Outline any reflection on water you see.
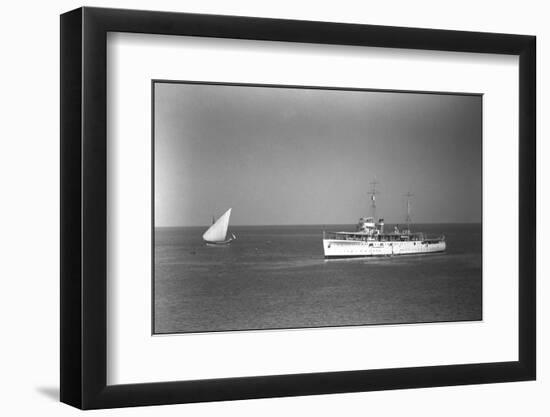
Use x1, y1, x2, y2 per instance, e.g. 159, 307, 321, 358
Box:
154, 224, 482, 334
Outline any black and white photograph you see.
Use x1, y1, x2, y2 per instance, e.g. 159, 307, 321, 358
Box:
1, 0, 543, 413
52, 0, 543, 411
153, 81, 482, 334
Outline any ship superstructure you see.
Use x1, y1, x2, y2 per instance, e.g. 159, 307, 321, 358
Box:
322, 182, 446, 258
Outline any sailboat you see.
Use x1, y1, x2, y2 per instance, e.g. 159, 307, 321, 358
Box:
202, 208, 236, 245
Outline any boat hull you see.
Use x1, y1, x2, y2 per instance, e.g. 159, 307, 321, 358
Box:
205, 238, 234, 246
204, 234, 236, 246
323, 238, 445, 258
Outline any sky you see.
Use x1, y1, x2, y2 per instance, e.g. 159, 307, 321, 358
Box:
154, 82, 482, 227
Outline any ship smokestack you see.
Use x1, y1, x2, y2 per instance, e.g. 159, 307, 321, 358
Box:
378, 218, 384, 234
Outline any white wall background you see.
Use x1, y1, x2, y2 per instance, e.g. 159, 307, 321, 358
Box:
0, 0, 545, 415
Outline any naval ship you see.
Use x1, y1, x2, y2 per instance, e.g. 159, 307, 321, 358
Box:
322, 181, 446, 258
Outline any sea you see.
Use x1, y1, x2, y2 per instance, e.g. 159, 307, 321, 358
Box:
154, 223, 482, 334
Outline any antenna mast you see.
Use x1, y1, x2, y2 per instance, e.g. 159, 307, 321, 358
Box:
369, 179, 380, 220
404, 192, 414, 229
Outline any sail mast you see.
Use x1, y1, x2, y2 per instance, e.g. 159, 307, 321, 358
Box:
404, 192, 414, 229
369, 179, 379, 220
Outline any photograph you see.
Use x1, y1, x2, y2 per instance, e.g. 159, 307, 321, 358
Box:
55, 3, 538, 412
152, 81, 483, 334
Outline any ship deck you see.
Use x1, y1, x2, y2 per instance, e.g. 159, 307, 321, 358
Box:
323, 231, 444, 243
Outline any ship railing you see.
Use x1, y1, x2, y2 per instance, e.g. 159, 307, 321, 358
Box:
323, 231, 370, 241
420, 234, 446, 243
323, 230, 445, 242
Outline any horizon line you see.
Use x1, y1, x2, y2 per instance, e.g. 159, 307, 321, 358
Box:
155, 221, 482, 228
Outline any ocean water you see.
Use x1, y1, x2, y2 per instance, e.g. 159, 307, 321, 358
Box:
154, 223, 482, 334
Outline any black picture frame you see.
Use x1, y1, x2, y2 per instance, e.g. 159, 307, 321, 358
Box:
60, 6, 536, 410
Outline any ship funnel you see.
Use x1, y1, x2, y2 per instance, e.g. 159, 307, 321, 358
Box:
378, 218, 384, 233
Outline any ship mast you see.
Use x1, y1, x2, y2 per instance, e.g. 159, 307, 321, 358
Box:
369, 179, 380, 220
404, 191, 414, 229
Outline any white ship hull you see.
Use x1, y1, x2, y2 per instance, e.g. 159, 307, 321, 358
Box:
323, 238, 446, 258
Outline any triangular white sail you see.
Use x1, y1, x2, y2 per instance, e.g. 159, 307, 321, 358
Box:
202, 208, 232, 242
